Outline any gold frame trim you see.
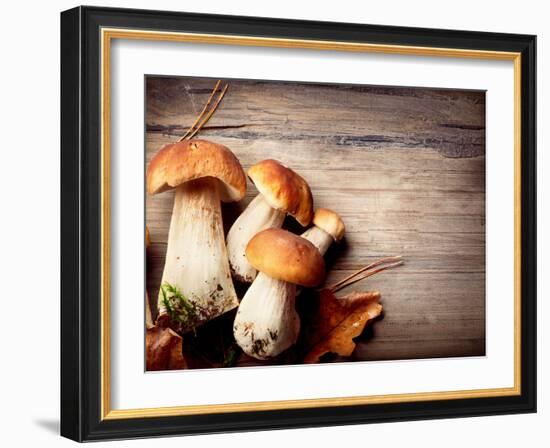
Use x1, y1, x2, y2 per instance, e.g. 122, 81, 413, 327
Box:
100, 28, 522, 421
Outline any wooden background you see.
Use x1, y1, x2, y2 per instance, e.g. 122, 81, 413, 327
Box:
146, 77, 486, 362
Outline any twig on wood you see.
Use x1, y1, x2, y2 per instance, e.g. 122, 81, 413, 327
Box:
329, 255, 403, 293
178, 80, 229, 141
187, 83, 229, 139
179, 80, 221, 141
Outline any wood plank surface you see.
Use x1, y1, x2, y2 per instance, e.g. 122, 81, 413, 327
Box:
145, 77, 486, 362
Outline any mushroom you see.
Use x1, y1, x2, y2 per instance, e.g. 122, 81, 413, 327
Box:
300, 208, 345, 256
147, 139, 247, 332
233, 228, 325, 359
226, 159, 313, 283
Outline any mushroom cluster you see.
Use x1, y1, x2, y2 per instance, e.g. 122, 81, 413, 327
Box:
226, 159, 313, 283
232, 208, 346, 359
145, 83, 349, 362
147, 140, 346, 358
233, 228, 326, 359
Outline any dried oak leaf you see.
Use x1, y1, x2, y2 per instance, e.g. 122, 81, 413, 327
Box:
303, 289, 382, 364
146, 325, 188, 371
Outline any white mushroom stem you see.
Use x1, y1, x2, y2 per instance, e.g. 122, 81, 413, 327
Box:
233, 272, 299, 359
145, 292, 154, 330
300, 226, 334, 256
226, 194, 285, 282
158, 177, 239, 332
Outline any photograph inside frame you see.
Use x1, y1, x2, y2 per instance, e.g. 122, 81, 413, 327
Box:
144, 76, 486, 371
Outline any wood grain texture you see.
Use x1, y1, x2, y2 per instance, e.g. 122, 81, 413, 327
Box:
145, 77, 486, 362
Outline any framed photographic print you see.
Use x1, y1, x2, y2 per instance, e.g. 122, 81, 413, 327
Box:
60, 6, 537, 442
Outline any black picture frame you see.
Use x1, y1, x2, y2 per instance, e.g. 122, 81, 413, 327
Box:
61, 6, 536, 442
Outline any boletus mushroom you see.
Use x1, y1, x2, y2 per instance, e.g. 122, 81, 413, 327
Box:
147, 139, 247, 332
226, 159, 314, 283
301, 208, 345, 255
233, 228, 325, 359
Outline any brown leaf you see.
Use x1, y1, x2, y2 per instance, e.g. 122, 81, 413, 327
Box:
303, 289, 382, 364
146, 325, 188, 371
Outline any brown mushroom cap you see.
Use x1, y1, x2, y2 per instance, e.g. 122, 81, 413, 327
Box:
247, 159, 313, 226
146, 139, 247, 202
246, 228, 325, 287
313, 208, 345, 242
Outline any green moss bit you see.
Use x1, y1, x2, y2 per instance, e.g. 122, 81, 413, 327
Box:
161, 282, 197, 329
222, 345, 239, 367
